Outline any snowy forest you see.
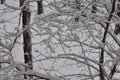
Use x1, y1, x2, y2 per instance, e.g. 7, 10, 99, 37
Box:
0, 0, 120, 80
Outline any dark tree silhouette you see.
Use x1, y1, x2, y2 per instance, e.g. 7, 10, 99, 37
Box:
1, 0, 4, 4
20, 0, 33, 79
37, 0, 43, 15
99, 0, 116, 80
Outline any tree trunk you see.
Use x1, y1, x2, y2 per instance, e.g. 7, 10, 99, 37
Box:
20, 0, 33, 79
37, 0, 43, 15
99, 0, 116, 80
1, 0, 5, 4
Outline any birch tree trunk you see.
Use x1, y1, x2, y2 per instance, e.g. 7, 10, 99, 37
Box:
20, 0, 33, 79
